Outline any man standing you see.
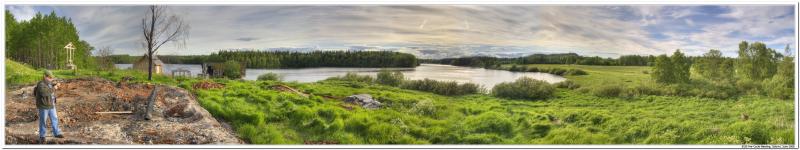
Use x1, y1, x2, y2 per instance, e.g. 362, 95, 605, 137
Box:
33, 70, 64, 144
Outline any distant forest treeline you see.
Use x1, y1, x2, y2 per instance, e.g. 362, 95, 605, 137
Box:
421, 53, 658, 68
109, 50, 419, 68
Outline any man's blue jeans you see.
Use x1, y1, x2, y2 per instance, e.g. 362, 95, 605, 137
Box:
38, 108, 62, 138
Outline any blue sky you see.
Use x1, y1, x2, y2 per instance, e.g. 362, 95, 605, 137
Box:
5, 5, 796, 59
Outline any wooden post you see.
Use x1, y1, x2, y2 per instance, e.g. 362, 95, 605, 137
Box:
144, 87, 158, 120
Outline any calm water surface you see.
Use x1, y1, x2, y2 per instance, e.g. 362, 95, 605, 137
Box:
116, 64, 566, 89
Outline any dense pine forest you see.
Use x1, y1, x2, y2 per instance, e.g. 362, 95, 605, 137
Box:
5, 10, 96, 70
109, 50, 419, 68
422, 53, 656, 68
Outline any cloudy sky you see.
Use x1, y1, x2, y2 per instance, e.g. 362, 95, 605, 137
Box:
5, 5, 796, 59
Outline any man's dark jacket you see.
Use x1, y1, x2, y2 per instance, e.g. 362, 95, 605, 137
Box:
33, 80, 56, 109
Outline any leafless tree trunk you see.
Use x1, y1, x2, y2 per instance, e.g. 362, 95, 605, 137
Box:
141, 5, 189, 80
96, 46, 114, 71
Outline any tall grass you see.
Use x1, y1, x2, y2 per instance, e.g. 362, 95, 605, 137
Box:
196, 79, 793, 144
5, 59, 793, 144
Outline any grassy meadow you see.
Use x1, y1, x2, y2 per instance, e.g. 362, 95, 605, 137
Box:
5, 59, 794, 144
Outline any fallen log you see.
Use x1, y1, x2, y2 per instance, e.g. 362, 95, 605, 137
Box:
95, 111, 133, 114
145, 87, 158, 120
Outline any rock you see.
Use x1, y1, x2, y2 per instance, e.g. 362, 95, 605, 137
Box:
343, 94, 382, 109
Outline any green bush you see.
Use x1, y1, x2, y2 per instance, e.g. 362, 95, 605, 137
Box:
735, 79, 762, 96
554, 80, 581, 89
492, 77, 555, 100
327, 72, 374, 83
548, 68, 567, 76
593, 84, 623, 98
700, 81, 737, 99
399, 78, 484, 96
376, 69, 404, 86
764, 75, 794, 100
257, 73, 282, 81
222, 60, 243, 79
526, 67, 540, 72
565, 69, 588, 75
622, 84, 662, 97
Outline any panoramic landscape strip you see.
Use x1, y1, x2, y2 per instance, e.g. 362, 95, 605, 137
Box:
3, 4, 796, 145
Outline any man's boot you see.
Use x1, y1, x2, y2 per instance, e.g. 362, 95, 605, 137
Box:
38, 137, 45, 144
55, 134, 64, 138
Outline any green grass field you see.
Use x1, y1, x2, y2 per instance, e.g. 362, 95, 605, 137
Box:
6, 60, 794, 144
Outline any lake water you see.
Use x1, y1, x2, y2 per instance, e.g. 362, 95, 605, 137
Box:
115, 63, 566, 89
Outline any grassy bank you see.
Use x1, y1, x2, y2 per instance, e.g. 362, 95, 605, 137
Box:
190, 79, 793, 144
501, 64, 653, 88
6, 59, 794, 144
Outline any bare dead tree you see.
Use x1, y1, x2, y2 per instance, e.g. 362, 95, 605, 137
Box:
141, 5, 189, 80
96, 46, 114, 71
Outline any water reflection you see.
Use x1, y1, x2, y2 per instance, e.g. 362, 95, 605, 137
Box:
116, 63, 566, 89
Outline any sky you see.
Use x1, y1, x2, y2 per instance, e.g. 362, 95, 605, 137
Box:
4, 5, 796, 59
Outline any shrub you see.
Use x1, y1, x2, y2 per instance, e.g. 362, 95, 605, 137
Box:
326, 72, 374, 83
735, 79, 762, 95
492, 77, 555, 100
593, 84, 623, 98
509, 65, 519, 72
526, 67, 540, 72
622, 84, 662, 97
554, 80, 581, 89
257, 73, 282, 81
547, 68, 567, 76
564, 69, 588, 75
399, 78, 484, 96
764, 75, 794, 100
222, 60, 242, 79
700, 81, 737, 99
376, 69, 404, 86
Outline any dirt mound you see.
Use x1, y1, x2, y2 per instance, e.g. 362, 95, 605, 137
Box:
192, 81, 224, 90
5, 77, 243, 144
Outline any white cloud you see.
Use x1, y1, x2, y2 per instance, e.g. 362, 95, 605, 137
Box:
7, 5, 36, 21
6, 5, 794, 59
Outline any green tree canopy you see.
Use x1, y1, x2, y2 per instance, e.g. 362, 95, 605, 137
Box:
5, 11, 95, 70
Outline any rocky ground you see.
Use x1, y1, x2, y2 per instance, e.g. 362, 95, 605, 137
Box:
5, 77, 243, 144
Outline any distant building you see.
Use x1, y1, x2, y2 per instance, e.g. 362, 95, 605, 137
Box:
133, 55, 164, 74
172, 68, 191, 77
201, 62, 245, 78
